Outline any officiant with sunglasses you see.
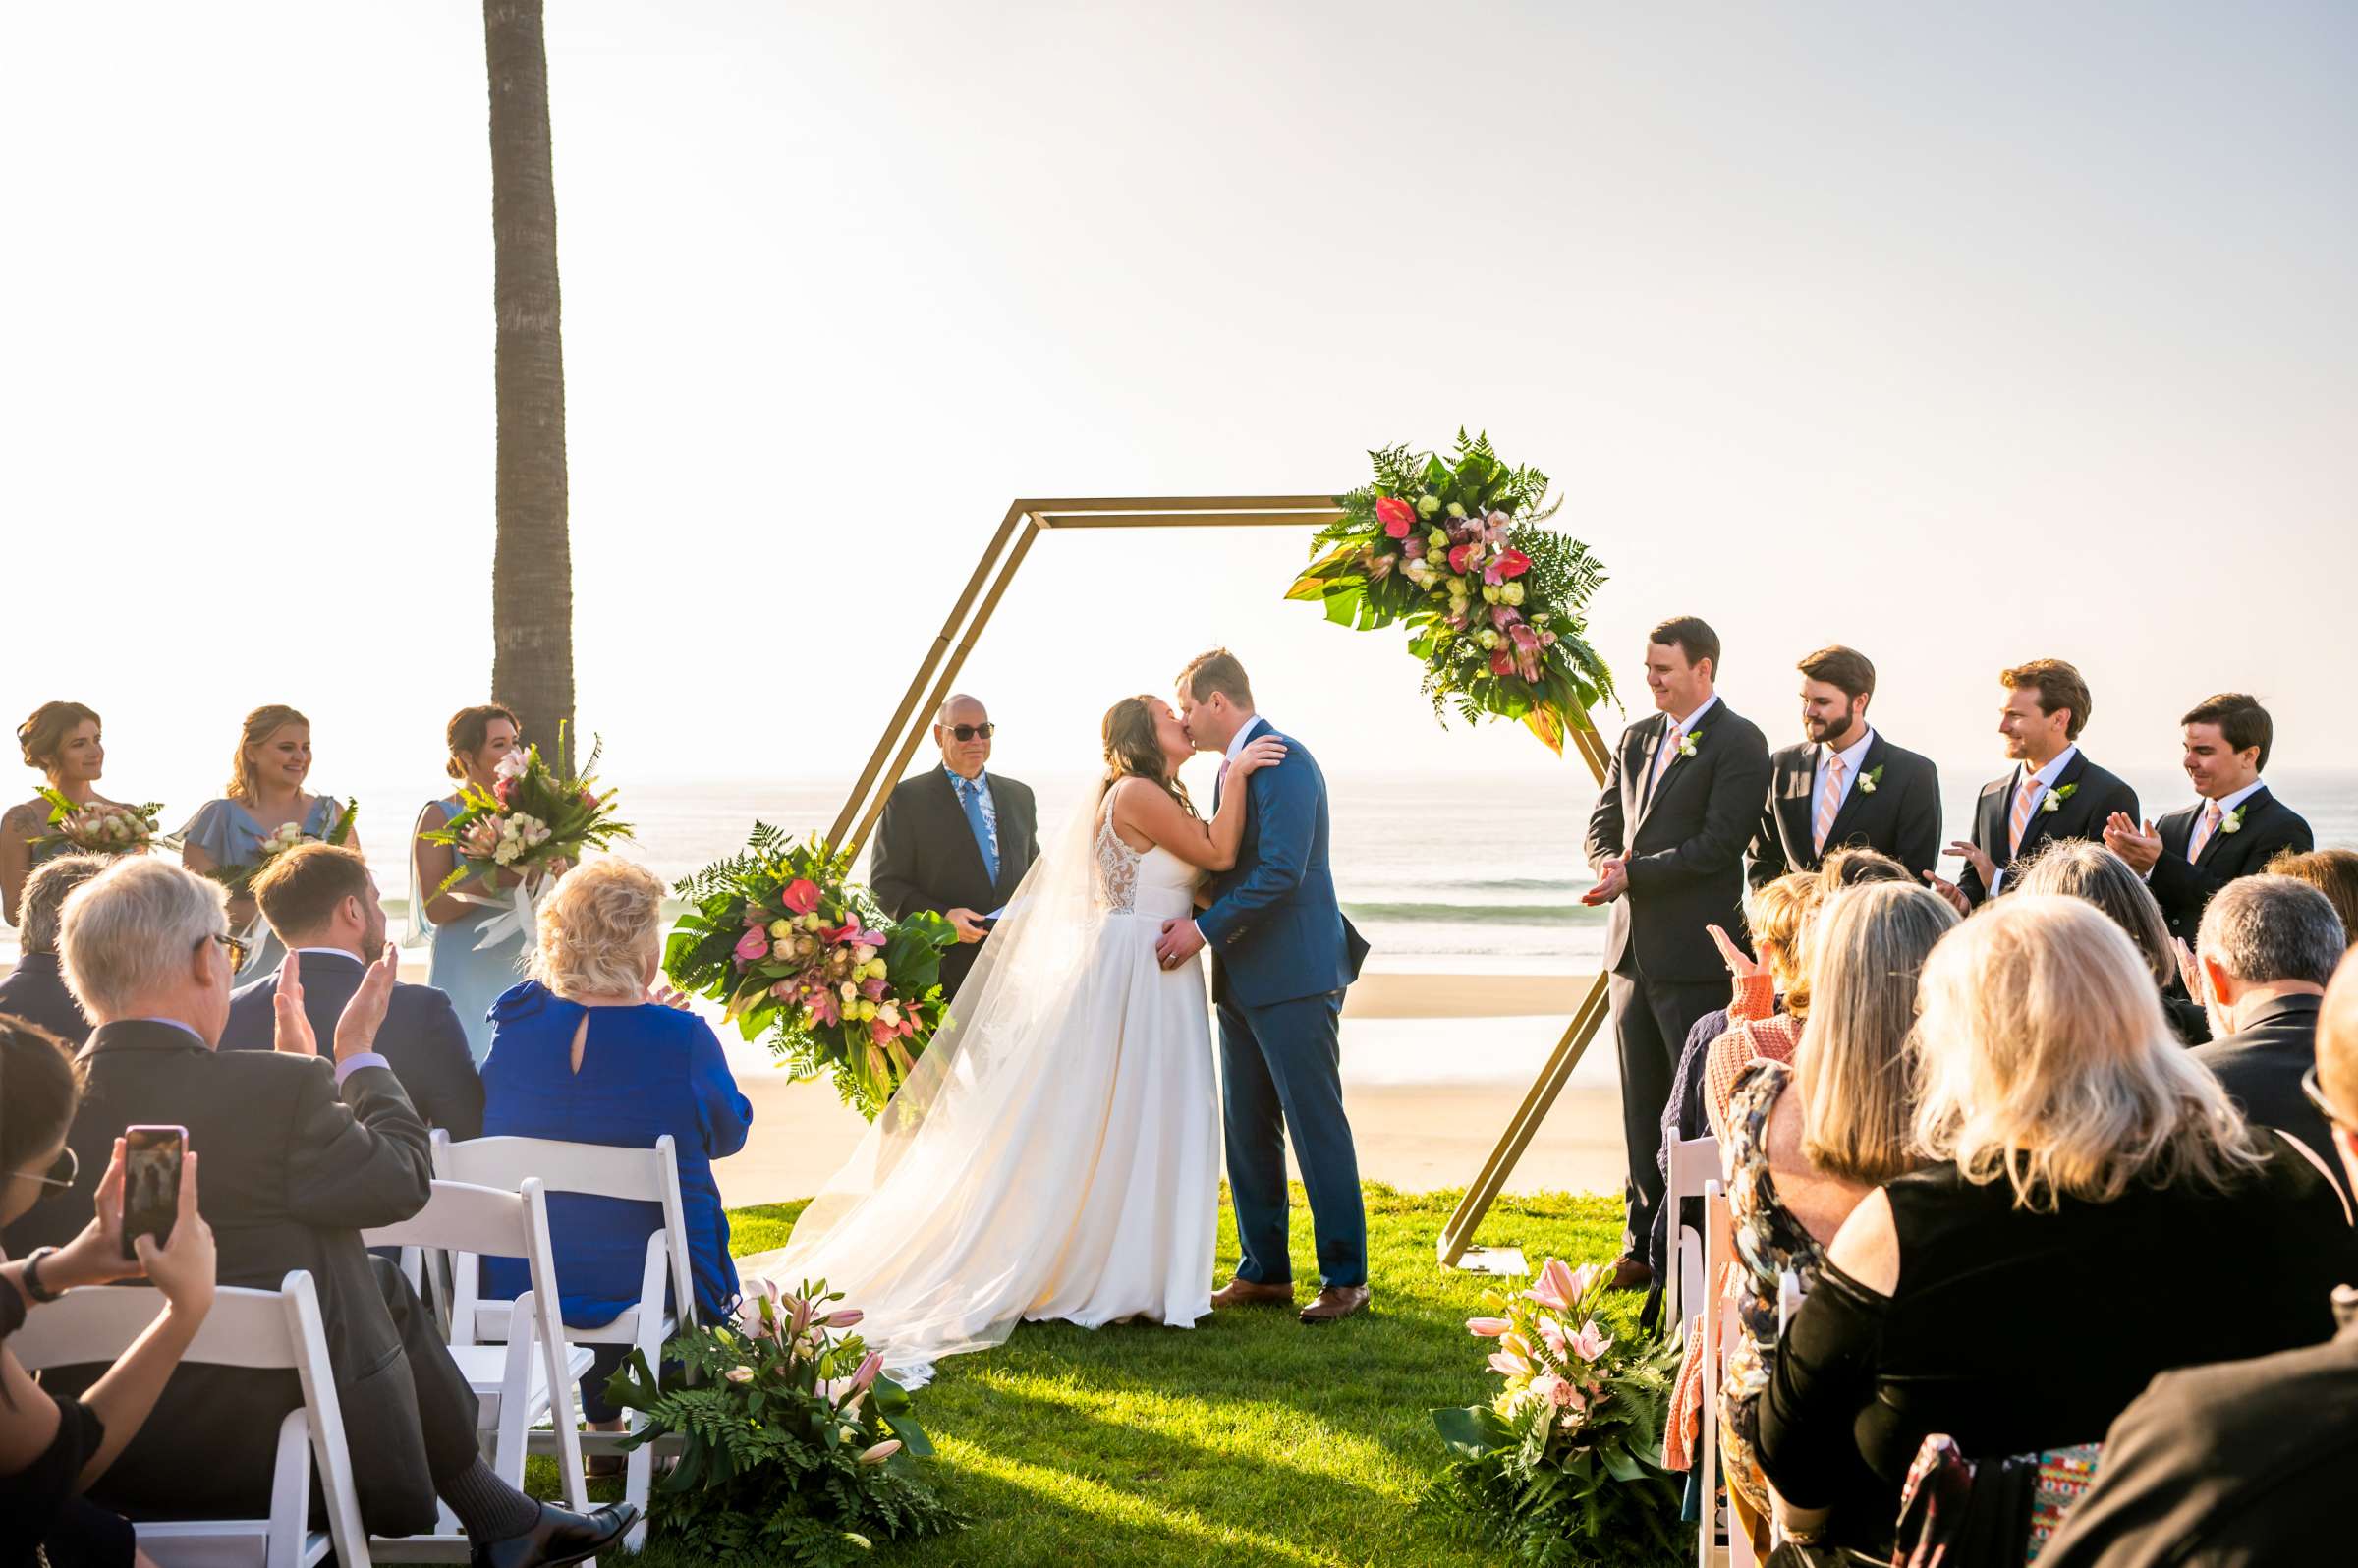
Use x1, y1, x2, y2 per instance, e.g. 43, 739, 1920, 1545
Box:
870, 695, 1039, 1001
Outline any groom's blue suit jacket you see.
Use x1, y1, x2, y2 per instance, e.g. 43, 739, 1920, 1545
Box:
1200, 718, 1369, 1009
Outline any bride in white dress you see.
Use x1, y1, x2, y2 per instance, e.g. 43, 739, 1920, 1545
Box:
740, 695, 1286, 1384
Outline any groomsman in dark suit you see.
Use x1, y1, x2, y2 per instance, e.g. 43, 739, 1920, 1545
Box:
1749, 644, 1941, 887
1583, 616, 1772, 1288
870, 694, 1039, 1001
1927, 658, 2139, 912
2103, 693, 2314, 947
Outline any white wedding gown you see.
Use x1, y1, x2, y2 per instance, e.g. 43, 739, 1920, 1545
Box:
740, 793, 1221, 1384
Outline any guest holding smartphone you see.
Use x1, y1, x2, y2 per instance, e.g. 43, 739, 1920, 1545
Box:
1, 1014, 218, 1568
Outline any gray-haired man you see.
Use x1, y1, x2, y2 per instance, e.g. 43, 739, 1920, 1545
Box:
2191, 872, 2351, 1204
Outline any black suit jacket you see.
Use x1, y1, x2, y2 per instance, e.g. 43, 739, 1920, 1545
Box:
1586, 700, 1774, 983
0, 950, 91, 1046
2148, 788, 2314, 947
2192, 994, 2347, 1204
219, 950, 484, 1141
1749, 732, 1941, 888
870, 767, 1039, 998
2041, 1294, 2358, 1567
1957, 749, 2140, 906
1, 1021, 443, 1533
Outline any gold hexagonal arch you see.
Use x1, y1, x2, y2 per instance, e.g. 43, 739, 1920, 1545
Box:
828, 496, 1612, 1271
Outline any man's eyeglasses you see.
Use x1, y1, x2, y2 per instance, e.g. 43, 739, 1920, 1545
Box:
2301, 1067, 2353, 1134
12, 1145, 78, 1190
945, 723, 996, 742
198, 930, 252, 972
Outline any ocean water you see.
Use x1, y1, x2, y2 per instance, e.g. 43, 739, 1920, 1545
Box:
327, 763, 2358, 979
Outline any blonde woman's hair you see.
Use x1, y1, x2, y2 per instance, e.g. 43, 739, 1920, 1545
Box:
1795, 883, 1957, 1184
2013, 839, 2176, 988
530, 859, 665, 999
227, 704, 309, 803
1911, 894, 2265, 1210
1746, 872, 1826, 1019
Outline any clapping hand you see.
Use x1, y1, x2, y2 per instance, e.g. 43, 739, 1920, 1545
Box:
1707, 924, 1762, 979
2103, 812, 2163, 876
1921, 870, 1971, 918
1581, 856, 1629, 906
1944, 839, 1998, 894
273, 951, 317, 1057
2174, 937, 2205, 1004
647, 980, 694, 1011
331, 943, 401, 1063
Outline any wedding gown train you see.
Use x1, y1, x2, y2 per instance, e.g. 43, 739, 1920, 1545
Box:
738, 794, 1220, 1384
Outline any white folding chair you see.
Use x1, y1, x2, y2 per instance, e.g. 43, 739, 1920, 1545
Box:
436, 1134, 695, 1545
1697, 1181, 1760, 1568
362, 1177, 593, 1556
1665, 1133, 1720, 1329
14, 1274, 370, 1568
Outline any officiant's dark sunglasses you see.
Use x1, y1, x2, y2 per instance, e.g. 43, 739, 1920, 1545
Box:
944, 723, 996, 742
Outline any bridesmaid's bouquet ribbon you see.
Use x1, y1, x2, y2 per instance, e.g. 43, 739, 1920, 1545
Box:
422, 724, 633, 948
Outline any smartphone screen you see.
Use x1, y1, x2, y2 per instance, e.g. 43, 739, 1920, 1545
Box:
121, 1125, 187, 1260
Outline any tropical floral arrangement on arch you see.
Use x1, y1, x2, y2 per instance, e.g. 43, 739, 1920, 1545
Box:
1288, 430, 1615, 755
604, 1276, 963, 1568
203, 798, 360, 900
29, 788, 165, 857
1426, 1257, 1689, 1567
665, 825, 957, 1118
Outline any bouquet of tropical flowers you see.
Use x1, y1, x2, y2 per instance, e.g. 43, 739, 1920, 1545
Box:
421, 724, 631, 893
204, 799, 359, 899
1288, 429, 1616, 755
604, 1276, 962, 1568
1427, 1257, 1689, 1567
665, 826, 956, 1118
30, 788, 164, 855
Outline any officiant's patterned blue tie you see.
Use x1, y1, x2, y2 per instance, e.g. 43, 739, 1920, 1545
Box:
954, 773, 999, 882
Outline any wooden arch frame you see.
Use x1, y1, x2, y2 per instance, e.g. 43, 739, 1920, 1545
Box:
828, 496, 1613, 1269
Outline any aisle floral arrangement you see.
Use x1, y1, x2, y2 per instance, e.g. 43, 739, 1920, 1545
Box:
205, 799, 360, 898
605, 1276, 963, 1568
1288, 429, 1615, 755
30, 788, 164, 856
420, 724, 631, 892
1427, 1257, 1689, 1567
665, 825, 956, 1118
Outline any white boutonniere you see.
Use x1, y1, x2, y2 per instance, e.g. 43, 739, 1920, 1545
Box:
2220, 802, 2247, 835
1859, 763, 1885, 795
1677, 728, 1702, 759
2040, 781, 2079, 815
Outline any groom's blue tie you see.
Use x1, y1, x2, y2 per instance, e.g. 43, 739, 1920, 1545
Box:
953, 774, 999, 883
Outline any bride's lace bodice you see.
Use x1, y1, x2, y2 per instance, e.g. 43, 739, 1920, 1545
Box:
1095, 799, 1200, 920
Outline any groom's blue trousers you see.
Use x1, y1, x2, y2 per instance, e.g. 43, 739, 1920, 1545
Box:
1217, 989, 1367, 1290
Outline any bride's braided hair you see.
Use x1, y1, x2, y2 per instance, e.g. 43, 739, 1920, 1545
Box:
1100, 696, 1197, 818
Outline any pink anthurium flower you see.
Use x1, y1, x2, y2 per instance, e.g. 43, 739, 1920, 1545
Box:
733, 927, 770, 965
782, 878, 822, 915
1495, 547, 1532, 579
1376, 495, 1416, 537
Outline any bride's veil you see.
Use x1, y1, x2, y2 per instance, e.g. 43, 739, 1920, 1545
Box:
742, 780, 1116, 1296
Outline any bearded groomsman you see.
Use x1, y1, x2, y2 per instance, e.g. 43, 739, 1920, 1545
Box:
1749, 644, 1941, 887
2103, 694, 2314, 947
1929, 658, 2138, 912
1583, 616, 1771, 1289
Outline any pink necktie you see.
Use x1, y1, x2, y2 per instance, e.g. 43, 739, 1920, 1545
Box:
2008, 774, 2042, 858
1216, 757, 1232, 796
2187, 800, 2222, 863
1814, 755, 1846, 854
1653, 724, 1684, 789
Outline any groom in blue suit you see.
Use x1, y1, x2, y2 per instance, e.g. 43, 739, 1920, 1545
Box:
1156, 649, 1373, 1323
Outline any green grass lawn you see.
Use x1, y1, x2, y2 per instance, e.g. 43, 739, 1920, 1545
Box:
555, 1183, 1674, 1567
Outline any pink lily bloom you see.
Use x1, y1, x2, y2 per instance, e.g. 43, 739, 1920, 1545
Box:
851, 1351, 885, 1393
1570, 1320, 1613, 1363
1528, 1257, 1580, 1313
823, 1308, 864, 1329
1487, 1349, 1531, 1378
1466, 1316, 1512, 1338
857, 1439, 902, 1466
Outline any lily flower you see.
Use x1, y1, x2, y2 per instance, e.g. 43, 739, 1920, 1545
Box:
857, 1439, 902, 1466
851, 1351, 885, 1393
1466, 1316, 1512, 1338
1528, 1257, 1580, 1313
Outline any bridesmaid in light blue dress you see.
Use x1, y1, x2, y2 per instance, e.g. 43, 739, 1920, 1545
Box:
411, 702, 540, 1064
178, 703, 359, 980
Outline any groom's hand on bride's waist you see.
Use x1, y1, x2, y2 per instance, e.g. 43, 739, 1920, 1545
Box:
1155, 917, 1207, 970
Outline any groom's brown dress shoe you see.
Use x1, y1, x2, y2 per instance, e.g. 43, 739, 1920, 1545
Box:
1210, 1276, 1296, 1309
1607, 1254, 1655, 1292
1299, 1284, 1371, 1323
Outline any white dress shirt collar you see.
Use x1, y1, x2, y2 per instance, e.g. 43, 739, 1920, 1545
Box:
294, 946, 364, 962
1666, 693, 1718, 735
1823, 727, 1875, 773
2020, 743, 2080, 792
1222, 715, 1268, 768
2203, 778, 2267, 816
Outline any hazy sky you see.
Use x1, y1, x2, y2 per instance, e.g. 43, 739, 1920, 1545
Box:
6, 2, 2353, 812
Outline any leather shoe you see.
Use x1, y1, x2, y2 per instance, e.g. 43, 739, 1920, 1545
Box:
1211, 1275, 1297, 1309
1607, 1255, 1655, 1292
1299, 1284, 1371, 1323
470, 1500, 638, 1568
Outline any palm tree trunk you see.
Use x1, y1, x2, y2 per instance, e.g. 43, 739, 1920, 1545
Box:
483, 0, 574, 748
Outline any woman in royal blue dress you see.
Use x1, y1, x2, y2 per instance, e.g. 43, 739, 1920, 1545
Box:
478, 858, 753, 1461
179, 704, 358, 980
410, 702, 546, 1064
